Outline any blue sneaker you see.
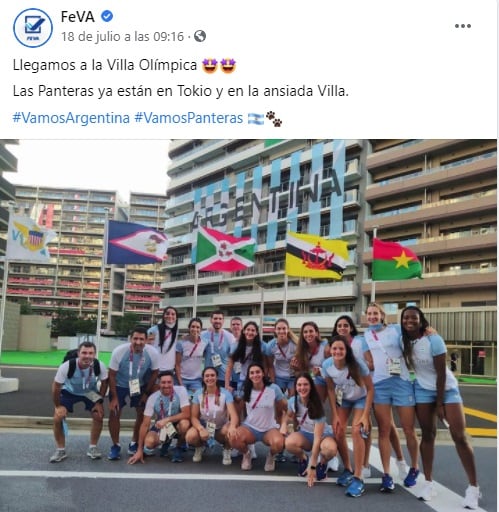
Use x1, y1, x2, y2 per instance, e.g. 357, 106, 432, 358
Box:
403, 467, 420, 487
274, 451, 287, 463
159, 439, 171, 458
171, 447, 184, 463
127, 442, 138, 455
380, 473, 395, 493
316, 462, 328, 481
298, 456, 309, 477
346, 477, 365, 497
337, 469, 354, 487
107, 444, 121, 461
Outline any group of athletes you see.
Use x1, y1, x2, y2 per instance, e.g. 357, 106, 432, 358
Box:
50, 304, 481, 508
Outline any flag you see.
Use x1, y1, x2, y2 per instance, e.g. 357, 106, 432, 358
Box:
196, 225, 255, 272
6, 214, 56, 262
106, 220, 168, 264
372, 238, 422, 281
285, 231, 348, 279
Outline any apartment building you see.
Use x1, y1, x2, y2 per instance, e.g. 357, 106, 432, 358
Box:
8, 186, 166, 329
162, 139, 497, 375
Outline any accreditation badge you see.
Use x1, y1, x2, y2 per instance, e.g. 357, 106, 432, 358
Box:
211, 354, 222, 367
335, 387, 343, 407
233, 362, 242, 374
85, 390, 102, 403
129, 378, 141, 396
388, 357, 402, 375
165, 422, 177, 438
206, 421, 216, 437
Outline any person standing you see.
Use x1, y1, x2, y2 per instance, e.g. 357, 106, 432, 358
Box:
107, 326, 160, 460
400, 306, 481, 508
50, 341, 108, 462
291, 322, 328, 402
147, 306, 179, 372
175, 317, 209, 397
361, 302, 419, 492
323, 336, 374, 497
202, 310, 236, 387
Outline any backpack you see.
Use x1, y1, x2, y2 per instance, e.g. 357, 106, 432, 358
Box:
63, 349, 101, 379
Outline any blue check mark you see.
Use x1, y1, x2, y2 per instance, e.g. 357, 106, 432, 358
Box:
26, 18, 45, 31
101, 10, 113, 22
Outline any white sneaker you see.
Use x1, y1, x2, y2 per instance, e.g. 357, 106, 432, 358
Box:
419, 480, 436, 502
327, 456, 339, 472
249, 443, 257, 459
463, 485, 481, 509
193, 446, 204, 463
396, 459, 409, 480
362, 465, 371, 479
264, 451, 276, 472
241, 449, 252, 470
222, 449, 232, 466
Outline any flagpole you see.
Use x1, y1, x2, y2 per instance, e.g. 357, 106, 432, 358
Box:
370, 227, 378, 302
96, 208, 110, 356
193, 265, 199, 317
0, 258, 9, 364
283, 223, 290, 316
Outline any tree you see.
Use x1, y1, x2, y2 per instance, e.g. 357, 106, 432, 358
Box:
114, 312, 141, 337
50, 309, 96, 337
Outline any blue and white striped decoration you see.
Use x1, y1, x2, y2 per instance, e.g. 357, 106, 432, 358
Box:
329, 139, 346, 238
287, 150, 301, 233
251, 166, 262, 242
308, 142, 324, 235
266, 158, 281, 249
234, 171, 245, 237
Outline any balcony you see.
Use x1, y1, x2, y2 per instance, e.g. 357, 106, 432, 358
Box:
0, 144, 18, 172
365, 153, 496, 201
364, 190, 496, 231
366, 140, 461, 170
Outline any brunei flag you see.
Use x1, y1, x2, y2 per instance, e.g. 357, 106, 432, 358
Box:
196, 226, 255, 272
372, 238, 422, 281
285, 231, 348, 279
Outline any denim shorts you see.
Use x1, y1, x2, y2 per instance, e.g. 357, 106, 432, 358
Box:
340, 396, 366, 410
275, 375, 294, 392
374, 376, 415, 406
297, 426, 334, 445
414, 380, 462, 404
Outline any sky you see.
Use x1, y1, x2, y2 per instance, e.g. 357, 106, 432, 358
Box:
7, 140, 171, 202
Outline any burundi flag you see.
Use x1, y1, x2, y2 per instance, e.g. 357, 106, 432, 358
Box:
285, 231, 348, 279
106, 220, 168, 264
372, 238, 422, 281
196, 226, 255, 272
6, 214, 57, 262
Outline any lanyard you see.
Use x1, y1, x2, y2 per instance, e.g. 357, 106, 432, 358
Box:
161, 330, 172, 353
203, 390, 220, 416
159, 393, 174, 418
297, 397, 309, 425
277, 343, 288, 360
129, 346, 145, 378
251, 387, 266, 410
210, 331, 224, 350
188, 340, 200, 358
308, 343, 319, 361
79, 362, 93, 389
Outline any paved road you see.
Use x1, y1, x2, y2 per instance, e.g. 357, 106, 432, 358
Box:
0, 366, 496, 432
0, 366, 496, 512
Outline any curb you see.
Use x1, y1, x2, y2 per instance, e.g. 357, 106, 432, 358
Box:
0, 415, 457, 441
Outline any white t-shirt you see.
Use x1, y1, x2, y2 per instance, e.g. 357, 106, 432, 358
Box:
244, 384, 284, 432
411, 333, 458, 391
192, 387, 234, 428
144, 385, 190, 418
